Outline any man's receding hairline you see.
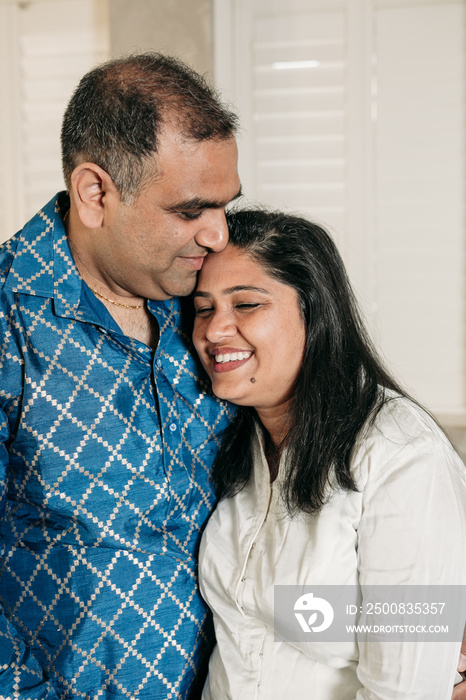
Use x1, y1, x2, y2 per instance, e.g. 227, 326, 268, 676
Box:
134, 128, 238, 191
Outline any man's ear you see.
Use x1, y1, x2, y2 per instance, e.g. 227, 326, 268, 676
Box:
70, 163, 120, 229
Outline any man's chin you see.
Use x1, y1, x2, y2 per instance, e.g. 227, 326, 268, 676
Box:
157, 277, 198, 300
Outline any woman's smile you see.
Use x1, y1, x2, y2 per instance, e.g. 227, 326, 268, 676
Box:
192, 245, 305, 424
211, 348, 254, 372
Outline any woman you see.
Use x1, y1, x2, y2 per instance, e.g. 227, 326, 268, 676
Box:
192, 209, 466, 699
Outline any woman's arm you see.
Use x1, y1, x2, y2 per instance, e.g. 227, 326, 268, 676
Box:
355, 416, 466, 699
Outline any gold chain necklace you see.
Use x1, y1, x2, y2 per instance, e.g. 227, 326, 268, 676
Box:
64, 210, 143, 310
91, 287, 144, 309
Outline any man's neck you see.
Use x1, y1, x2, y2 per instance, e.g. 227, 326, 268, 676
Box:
65, 208, 159, 350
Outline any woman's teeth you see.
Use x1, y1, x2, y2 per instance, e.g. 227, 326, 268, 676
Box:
214, 351, 252, 364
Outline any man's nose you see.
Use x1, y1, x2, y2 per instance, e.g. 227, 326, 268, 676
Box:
195, 210, 229, 252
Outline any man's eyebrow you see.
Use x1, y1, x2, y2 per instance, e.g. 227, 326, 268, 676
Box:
168, 187, 243, 211
193, 285, 270, 297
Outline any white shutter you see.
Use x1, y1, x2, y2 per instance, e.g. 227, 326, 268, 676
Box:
214, 0, 466, 423
0, 0, 110, 241
228, 0, 349, 248
252, 10, 347, 237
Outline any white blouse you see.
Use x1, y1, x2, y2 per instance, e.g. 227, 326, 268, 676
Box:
199, 394, 466, 699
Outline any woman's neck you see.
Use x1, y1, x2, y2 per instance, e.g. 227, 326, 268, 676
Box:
257, 406, 292, 482
256, 402, 291, 448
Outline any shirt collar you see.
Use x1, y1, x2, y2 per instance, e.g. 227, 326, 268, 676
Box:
2, 193, 83, 310
2, 192, 183, 335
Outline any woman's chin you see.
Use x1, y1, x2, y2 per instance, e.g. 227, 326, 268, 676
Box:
212, 387, 236, 403
211, 383, 249, 407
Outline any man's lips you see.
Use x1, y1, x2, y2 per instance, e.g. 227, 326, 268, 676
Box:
209, 348, 253, 373
179, 255, 206, 270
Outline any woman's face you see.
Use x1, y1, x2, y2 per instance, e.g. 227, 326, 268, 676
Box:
193, 245, 306, 421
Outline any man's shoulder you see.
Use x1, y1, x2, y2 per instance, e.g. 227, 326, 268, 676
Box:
0, 194, 64, 296
0, 231, 21, 289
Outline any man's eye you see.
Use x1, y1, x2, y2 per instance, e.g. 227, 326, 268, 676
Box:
178, 211, 202, 221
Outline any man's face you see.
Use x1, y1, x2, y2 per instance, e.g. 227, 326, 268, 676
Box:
97, 130, 241, 300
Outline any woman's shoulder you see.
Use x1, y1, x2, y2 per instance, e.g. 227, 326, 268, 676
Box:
370, 389, 446, 439
351, 389, 464, 487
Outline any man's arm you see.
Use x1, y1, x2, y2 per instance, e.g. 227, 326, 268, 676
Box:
452, 628, 466, 700
0, 411, 59, 699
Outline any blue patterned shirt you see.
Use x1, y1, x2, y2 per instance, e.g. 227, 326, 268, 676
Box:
0, 194, 232, 699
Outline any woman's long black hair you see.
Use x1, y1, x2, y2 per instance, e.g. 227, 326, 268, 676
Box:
211, 209, 408, 514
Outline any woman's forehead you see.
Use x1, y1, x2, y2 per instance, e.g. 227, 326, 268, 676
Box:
197, 245, 267, 288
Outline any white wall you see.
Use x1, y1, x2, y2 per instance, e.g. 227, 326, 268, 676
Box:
0, 0, 110, 239
109, 0, 213, 75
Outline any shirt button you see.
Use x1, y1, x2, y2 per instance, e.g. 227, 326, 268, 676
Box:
156, 358, 162, 368
169, 423, 177, 432
241, 577, 246, 582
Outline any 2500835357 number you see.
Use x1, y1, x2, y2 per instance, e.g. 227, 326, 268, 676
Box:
366, 602, 446, 615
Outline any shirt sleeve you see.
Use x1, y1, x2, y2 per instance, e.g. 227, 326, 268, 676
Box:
354, 423, 466, 700
0, 410, 59, 699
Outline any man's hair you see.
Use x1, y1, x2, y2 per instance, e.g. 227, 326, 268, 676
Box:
61, 52, 239, 202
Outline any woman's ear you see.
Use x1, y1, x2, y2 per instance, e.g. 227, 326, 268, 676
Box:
70, 163, 119, 229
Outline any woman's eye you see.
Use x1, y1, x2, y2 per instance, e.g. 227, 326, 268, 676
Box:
195, 306, 213, 316
236, 303, 260, 310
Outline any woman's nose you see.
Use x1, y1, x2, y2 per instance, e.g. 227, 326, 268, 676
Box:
205, 311, 236, 342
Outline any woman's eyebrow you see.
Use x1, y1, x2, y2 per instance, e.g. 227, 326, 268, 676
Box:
193, 286, 270, 298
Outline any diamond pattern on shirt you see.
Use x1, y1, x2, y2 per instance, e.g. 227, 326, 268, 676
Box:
0, 194, 232, 699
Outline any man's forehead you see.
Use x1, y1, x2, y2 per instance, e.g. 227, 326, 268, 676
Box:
144, 132, 240, 206
157, 124, 237, 155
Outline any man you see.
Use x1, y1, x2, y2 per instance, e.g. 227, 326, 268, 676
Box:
0, 53, 240, 699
